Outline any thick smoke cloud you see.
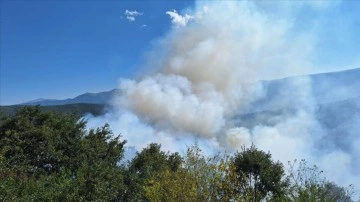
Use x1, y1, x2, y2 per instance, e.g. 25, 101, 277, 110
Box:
86, 1, 360, 193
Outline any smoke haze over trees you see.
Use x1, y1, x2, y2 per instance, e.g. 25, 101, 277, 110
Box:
0, 107, 356, 201
85, 1, 360, 193
1, 0, 360, 199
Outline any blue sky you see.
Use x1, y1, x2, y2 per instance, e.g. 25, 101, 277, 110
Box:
0, 0, 194, 105
1, 0, 360, 105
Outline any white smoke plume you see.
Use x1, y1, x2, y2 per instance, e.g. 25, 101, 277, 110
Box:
108, 1, 316, 146
86, 1, 360, 193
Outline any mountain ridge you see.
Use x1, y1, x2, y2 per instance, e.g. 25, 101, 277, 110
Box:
20, 89, 121, 106
5, 67, 360, 108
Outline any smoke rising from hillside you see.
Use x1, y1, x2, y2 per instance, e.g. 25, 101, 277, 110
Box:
86, 1, 360, 192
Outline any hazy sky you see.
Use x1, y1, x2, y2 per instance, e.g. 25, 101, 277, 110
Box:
1, 0, 359, 105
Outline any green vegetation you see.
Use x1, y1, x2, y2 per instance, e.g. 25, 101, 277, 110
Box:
0, 106, 355, 201
0, 107, 125, 201
0, 103, 106, 117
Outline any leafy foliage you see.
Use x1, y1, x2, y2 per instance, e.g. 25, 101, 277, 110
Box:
287, 159, 354, 202
0, 106, 355, 201
0, 106, 126, 201
123, 143, 182, 201
232, 145, 289, 201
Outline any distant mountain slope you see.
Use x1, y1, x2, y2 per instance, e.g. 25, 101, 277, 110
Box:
249, 68, 360, 112
18, 68, 360, 108
234, 96, 360, 128
0, 103, 106, 117
2, 68, 359, 155
233, 95, 360, 153
7, 68, 360, 133
310, 68, 360, 103
22, 89, 121, 106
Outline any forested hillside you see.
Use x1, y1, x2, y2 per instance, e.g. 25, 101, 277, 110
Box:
0, 103, 105, 117
0, 107, 354, 201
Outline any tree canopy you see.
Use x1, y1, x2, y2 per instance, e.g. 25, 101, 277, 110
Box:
0, 107, 126, 201
0, 106, 355, 201
232, 145, 289, 201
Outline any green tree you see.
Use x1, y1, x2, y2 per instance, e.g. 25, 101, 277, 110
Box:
182, 144, 229, 201
0, 106, 126, 201
73, 124, 127, 201
123, 143, 182, 201
146, 144, 242, 202
0, 107, 86, 176
287, 159, 354, 202
143, 169, 198, 202
232, 145, 289, 201
1, 106, 355, 201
